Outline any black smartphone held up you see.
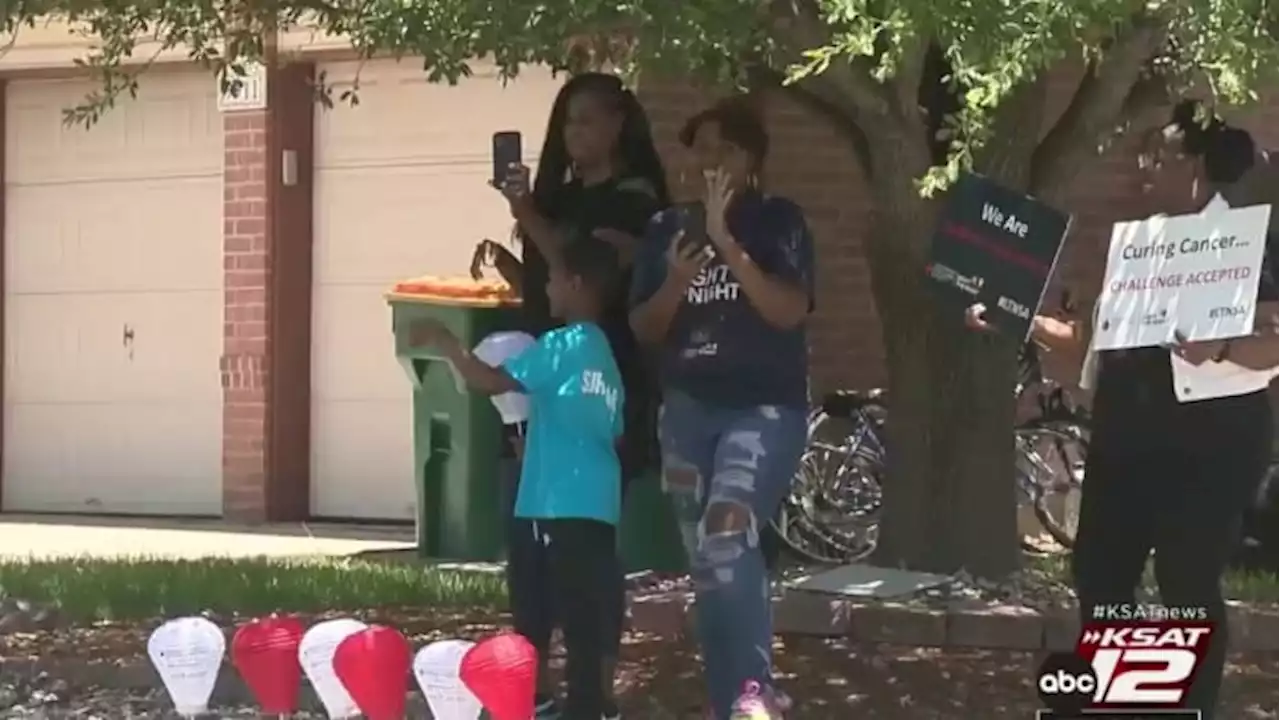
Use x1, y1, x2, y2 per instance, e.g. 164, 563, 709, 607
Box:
677, 203, 709, 254
491, 131, 523, 187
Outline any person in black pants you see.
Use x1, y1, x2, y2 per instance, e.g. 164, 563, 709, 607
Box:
967, 103, 1278, 720
474, 71, 670, 719
415, 241, 628, 720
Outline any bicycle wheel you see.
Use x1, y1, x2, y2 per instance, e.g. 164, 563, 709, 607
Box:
771, 402, 885, 563
1016, 420, 1088, 548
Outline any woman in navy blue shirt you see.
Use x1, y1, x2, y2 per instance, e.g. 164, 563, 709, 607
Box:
630, 97, 816, 719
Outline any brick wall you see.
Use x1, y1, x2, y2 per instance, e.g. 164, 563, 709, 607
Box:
219, 63, 316, 523
221, 111, 273, 519
638, 78, 1280, 395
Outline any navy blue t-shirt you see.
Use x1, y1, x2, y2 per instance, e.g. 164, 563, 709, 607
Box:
630, 191, 816, 408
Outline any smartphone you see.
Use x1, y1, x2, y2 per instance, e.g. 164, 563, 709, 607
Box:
677, 204, 709, 254
492, 131, 523, 187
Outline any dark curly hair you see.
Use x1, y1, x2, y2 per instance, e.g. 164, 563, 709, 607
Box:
678, 96, 769, 174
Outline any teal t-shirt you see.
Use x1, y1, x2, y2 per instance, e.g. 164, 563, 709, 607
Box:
502, 322, 625, 525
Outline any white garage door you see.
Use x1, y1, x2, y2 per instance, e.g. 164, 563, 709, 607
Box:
3, 72, 224, 515
312, 59, 562, 520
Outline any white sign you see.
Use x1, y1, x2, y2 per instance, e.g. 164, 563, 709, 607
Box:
1092, 195, 1271, 351
147, 616, 226, 717
217, 62, 268, 112
1171, 350, 1278, 403
299, 618, 367, 719
413, 639, 484, 720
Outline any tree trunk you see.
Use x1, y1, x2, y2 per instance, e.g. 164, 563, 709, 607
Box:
870, 212, 1021, 579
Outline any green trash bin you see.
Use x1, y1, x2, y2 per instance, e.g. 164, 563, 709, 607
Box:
388, 289, 521, 562
619, 471, 687, 574
389, 285, 687, 572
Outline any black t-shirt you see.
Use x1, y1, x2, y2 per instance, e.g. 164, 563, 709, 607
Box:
1093, 166, 1278, 442
519, 176, 666, 476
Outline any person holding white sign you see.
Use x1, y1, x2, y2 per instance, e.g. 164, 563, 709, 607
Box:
967, 107, 1276, 720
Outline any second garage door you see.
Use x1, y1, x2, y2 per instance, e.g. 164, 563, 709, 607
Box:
311, 59, 562, 520
3, 72, 224, 515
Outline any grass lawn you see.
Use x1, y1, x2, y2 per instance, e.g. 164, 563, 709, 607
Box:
0, 553, 1271, 625
0, 556, 507, 622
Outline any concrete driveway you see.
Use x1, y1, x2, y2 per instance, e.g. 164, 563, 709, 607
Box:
0, 514, 414, 560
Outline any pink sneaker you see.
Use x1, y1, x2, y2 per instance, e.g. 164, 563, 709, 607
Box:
728, 681, 783, 719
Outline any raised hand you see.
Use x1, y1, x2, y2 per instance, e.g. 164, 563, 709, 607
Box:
494, 163, 533, 218
704, 168, 735, 248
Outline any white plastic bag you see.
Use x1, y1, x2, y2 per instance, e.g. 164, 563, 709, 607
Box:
473, 331, 536, 424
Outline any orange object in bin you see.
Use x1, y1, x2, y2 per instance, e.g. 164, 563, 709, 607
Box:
388, 275, 519, 307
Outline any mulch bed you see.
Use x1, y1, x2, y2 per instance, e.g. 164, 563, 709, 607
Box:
1, 608, 1276, 719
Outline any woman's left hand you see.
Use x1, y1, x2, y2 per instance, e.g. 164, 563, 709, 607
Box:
1172, 330, 1225, 366
704, 168, 735, 248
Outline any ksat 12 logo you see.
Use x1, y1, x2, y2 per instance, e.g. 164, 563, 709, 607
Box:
1036, 621, 1211, 718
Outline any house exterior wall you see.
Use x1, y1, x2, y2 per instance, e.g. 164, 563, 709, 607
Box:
0, 27, 1274, 519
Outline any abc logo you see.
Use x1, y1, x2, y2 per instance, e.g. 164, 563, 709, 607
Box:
1036, 652, 1097, 713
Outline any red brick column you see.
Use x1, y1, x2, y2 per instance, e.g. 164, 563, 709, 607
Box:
219, 57, 316, 522
221, 107, 273, 520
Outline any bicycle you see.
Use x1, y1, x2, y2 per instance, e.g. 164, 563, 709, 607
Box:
769, 343, 1091, 563
1013, 341, 1090, 548
770, 389, 885, 564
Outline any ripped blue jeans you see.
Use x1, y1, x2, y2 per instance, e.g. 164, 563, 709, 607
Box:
658, 390, 807, 719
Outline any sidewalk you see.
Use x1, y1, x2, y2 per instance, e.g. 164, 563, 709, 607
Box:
0, 514, 414, 560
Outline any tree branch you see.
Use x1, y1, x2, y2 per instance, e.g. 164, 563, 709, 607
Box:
1030, 17, 1169, 197
976, 73, 1050, 190
747, 64, 875, 178
891, 31, 929, 134
767, 0, 894, 119
1118, 68, 1174, 136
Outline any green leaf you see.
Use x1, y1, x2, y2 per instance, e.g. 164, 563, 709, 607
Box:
1, 0, 1273, 190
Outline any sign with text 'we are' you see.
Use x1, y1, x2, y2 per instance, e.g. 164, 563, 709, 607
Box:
926, 172, 1073, 341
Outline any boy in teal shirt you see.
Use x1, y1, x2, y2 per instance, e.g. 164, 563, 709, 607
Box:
411, 240, 626, 720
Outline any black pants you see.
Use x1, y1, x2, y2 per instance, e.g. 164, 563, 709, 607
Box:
508, 517, 620, 719
1072, 399, 1272, 720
